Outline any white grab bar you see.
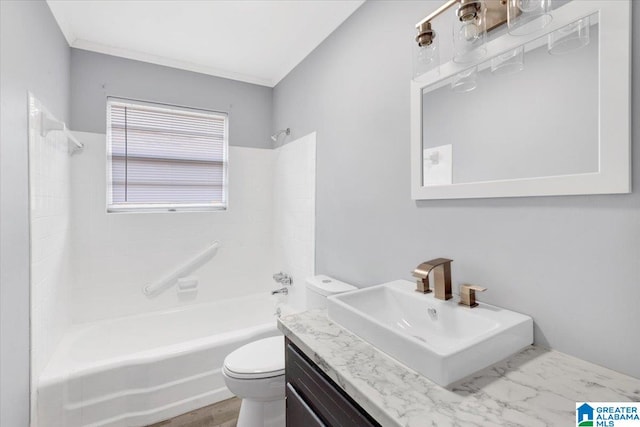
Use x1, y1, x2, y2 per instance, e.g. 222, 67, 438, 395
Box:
142, 241, 220, 297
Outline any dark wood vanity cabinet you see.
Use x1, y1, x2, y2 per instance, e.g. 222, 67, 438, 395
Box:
285, 338, 380, 427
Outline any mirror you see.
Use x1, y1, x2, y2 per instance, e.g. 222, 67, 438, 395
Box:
410, 1, 630, 200
422, 16, 598, 186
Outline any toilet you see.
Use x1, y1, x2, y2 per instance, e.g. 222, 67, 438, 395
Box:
222, 275, 357, 427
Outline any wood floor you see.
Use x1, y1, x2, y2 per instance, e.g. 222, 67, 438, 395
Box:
147, 397, 241, 427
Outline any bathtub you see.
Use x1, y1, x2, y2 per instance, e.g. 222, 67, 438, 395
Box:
37, 293, 291, 427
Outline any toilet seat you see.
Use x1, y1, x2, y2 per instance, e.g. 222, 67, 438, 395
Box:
223, 336, 285, 379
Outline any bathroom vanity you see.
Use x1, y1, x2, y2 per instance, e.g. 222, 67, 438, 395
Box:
285, 338, 380, 426
279, 310, 640, 427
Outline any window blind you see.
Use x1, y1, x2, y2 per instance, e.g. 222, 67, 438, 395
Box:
107, 98, 228, 212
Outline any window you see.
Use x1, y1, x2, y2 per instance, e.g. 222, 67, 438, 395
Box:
106, 98, 228, 212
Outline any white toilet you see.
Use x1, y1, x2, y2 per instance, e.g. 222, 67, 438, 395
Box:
222, 275, 356, 427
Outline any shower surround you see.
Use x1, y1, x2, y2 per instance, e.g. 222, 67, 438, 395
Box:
28, 95, 74, 425
69, 132, 277, 322
30, 128, 316, 426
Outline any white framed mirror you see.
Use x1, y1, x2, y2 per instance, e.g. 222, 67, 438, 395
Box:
410, 0, 631, 200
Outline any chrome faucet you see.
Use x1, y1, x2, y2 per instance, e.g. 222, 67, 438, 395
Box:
273, 272, 292, 286
271, 287, 289, 295
412, 258, 453, 300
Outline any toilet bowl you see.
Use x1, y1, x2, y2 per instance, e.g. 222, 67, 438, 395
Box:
222, 275, 357, 427
223, 336, 285, 427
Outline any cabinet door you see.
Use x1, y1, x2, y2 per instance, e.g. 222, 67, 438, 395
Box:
286, 383, 326, 427
286, 341, 380, 427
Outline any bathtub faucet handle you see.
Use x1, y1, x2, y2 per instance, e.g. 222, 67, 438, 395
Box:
273, 272, 292, 286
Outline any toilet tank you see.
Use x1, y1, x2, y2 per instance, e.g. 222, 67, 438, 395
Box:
305, 275, 357, 309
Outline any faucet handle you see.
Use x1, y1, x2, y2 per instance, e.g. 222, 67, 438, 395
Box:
458, 284, 486, 308
415, 277, 432, 294
273, 272, 292, 286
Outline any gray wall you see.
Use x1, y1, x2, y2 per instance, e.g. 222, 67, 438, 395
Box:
70, 49, 273, 148
273, 1, 640, 378
0, 1, 71, 426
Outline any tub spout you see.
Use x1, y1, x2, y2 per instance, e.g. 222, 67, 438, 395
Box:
271, 287, 289, 295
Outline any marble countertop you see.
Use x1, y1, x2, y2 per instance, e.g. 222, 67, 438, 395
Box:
278, 310, 640, 427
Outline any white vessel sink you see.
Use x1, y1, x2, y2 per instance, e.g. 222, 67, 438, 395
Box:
327, 280, 533, 387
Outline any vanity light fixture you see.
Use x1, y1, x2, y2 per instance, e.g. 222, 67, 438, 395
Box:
452, 0, 487, 64
414, 21, 439, 77
413, 0, 553, 85
414, 0, 510, 78
507, 0, 552, 36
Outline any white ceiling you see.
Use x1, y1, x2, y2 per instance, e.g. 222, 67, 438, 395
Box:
46, 0, 364, 87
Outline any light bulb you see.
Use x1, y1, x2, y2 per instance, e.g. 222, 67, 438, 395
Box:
459, 22, 480, 42
417, 45, 436, 65
452, 3, 486, 64
518, 0, 541, 13
508, 0, 551, 36
413, 37, 439, 78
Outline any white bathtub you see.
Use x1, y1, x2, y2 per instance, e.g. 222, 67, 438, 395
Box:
37, 293, 290, 427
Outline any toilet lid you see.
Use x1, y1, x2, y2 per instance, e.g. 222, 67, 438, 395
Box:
223, 336, 285, 379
